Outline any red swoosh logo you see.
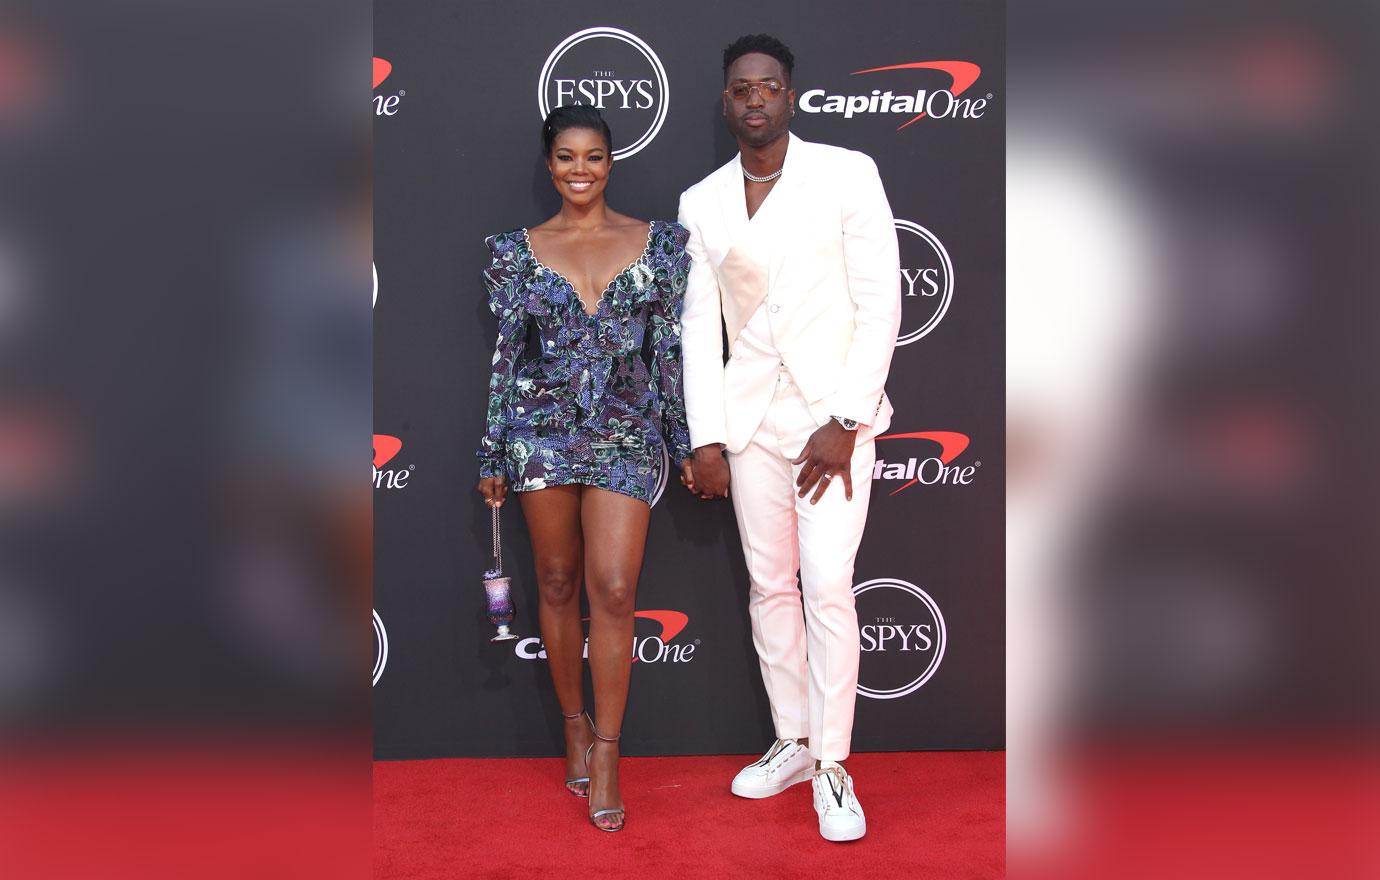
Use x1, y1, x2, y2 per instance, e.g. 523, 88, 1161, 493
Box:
373, 57, 392, 90
875, 431, 970, 495
578, 610, 688, 642
373, 434, 402, 468
850, 60, 981, 131
635, 610, 688, 641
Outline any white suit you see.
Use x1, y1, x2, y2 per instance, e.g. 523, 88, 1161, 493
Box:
679, 133, 901, 761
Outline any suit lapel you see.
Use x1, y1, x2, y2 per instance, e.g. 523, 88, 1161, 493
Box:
714, 154, 770, 348
765, 133, 807, 295
716, 154, 749, 255
709, 135, 807, 342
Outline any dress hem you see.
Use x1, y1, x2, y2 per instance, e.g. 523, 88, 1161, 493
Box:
510, 475, 653, 507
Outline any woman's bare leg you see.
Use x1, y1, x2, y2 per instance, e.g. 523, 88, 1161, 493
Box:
580, 487, 651, 827
519, 485, 593, 789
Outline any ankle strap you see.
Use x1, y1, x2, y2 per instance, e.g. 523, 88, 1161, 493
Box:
561, 709, 585, 720
593, 727, 621, 742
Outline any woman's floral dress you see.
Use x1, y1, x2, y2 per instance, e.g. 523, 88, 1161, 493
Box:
476, 221, 693, 504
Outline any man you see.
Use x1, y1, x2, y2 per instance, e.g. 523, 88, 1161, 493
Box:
678, 34, 901, 842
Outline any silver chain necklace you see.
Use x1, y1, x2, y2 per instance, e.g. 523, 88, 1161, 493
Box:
742, 165, 784, 183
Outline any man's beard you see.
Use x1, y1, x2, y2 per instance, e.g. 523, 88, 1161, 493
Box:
732, 119, 787, 149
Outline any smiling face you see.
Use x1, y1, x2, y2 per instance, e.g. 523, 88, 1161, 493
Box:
546, 126, 612, 206
723, 52, 795, 149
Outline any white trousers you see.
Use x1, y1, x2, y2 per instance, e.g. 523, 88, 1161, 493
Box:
727, 372, 876, 762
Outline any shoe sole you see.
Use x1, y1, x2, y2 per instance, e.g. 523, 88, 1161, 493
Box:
819, 820, 866, 842
730, 766, 815, 799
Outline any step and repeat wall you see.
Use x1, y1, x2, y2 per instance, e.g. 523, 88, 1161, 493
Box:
374, 0, 1004, 759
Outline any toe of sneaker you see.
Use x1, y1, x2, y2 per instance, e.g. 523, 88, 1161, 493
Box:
820, 817, 867, 842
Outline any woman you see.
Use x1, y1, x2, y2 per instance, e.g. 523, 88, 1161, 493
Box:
475, 105, 693, 833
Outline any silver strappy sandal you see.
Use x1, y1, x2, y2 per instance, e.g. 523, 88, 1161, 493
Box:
562, 710, 593, 797
585, 727, 624, 832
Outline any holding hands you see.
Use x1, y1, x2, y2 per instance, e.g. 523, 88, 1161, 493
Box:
682, 445, 730, 500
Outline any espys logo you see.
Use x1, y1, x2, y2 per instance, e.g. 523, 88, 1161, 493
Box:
854, 578, 946, 700
372, 609, 388, 687
799, 60, 990, 129
895, 220, 953, 345
373, 434, 413, 489
373, 57, 405, 116
538, 27, 668, 160
872, 431, 979, 495
515, 609, 698, 664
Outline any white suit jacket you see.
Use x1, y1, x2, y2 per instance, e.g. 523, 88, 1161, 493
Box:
678, 133, 902, 454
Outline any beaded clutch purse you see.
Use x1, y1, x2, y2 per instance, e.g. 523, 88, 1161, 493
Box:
483, 504, 517, 642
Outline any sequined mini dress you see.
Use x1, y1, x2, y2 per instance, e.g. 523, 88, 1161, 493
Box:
476, 221, 692, 504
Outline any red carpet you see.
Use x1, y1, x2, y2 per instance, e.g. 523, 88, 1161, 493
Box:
374, 751, 1004, 879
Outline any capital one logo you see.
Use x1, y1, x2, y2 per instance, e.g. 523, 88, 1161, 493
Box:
515, 609, 698, 664
373, 433, 413, 489
538, 27, 669, 160
372, 609, 389, 687
873, 431, 978, 495
373, 57, 405, 116
799, 61, 990, 129
855, 578, 946, 700
895, 220, 953, 345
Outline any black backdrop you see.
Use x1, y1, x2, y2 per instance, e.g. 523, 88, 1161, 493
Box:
373, 0, 1004, 760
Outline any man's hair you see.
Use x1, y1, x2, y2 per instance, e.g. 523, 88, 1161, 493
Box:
722, 34, 794, 84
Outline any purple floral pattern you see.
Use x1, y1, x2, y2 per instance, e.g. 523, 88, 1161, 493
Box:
476, 221, 692, 504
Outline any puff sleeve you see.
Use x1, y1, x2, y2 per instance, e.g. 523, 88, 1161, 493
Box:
647, 223, 693, 465
476, 232, 527, 479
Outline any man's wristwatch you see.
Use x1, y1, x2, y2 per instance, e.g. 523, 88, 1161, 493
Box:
830, 415, 859, 431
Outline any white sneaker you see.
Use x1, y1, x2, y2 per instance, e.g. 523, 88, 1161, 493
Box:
812, 761, 866, 841
730, 738, 814, 799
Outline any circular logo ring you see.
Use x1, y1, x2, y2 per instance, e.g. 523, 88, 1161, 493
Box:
372, 608, 389, 687
650, 443, 670, 507
894, 220, 954, 346
537, 27, 670, 161
853, 577, 946, 699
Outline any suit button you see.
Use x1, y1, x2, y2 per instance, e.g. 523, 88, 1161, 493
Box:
769, 304, 781, 313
